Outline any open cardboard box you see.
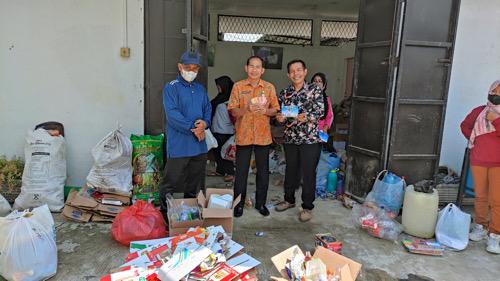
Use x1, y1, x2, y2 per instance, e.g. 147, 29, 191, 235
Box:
197, 188, 241, 234
271, 245, 362, 281
168, 198, 204, 235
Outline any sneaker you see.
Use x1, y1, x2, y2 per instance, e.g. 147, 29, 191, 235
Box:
299, 209, 312, 222
486, 233, 500, 254
470, 224, 488, 241
275, 201, 295, 212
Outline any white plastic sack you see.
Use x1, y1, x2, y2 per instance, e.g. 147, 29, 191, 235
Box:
435, 203, 471, 250
87, 128, 133, 196
220, 135, 236, 161
205, 129, 218, 151
0, 204, 57, 281
0, 194, 11, 216
14, 129, 66, 212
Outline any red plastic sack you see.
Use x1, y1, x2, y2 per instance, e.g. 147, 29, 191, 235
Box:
111, 200, 166, 246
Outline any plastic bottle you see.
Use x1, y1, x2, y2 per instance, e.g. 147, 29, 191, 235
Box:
327, 169, 338, 193
383, 172, 401, 184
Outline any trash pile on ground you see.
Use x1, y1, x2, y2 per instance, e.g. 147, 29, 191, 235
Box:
62, 185, 130, 222
348, 168, 475, 256
352, 203, 403, 241
271, 245, 361, 281
100, 225, 259, 281
0, 205, 57, 281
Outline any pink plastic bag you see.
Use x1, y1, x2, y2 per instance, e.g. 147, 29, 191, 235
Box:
112, 200, 166, 246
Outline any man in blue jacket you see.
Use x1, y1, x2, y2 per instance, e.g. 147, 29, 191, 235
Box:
159, 51, 211, 217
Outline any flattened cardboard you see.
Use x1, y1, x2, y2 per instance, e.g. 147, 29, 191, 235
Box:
95, 204, 126, 215
98, 193, 130, 205
62, 205, 92, 222
91, 214, 114, 222
65, 189, 98, 209
271, 245, 362, 281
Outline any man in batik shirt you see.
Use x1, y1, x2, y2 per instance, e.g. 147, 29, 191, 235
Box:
275, 59, 324, 222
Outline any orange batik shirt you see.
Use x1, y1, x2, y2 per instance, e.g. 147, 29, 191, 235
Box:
227, 79, 280, 146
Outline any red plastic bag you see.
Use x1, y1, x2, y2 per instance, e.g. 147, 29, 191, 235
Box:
112, 200, 166, 246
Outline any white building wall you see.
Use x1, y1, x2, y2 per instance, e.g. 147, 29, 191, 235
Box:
440, 0, 500, 173
0, 0, 144, 186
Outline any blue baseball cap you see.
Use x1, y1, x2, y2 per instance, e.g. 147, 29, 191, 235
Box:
180, 51, 201, 66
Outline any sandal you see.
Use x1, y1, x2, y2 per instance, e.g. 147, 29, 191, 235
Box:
207, 171, 223, 176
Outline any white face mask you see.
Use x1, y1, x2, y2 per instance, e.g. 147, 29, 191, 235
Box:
181, 69, 198, 82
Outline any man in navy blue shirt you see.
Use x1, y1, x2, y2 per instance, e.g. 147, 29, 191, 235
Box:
159, 51, 212, 217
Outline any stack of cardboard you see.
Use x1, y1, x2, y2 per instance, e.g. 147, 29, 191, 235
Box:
100, 225, 260, 281
62, 185, 130, 222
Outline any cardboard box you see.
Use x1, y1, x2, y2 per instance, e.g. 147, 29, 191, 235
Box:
168, 198, 204, 235
65, 188, 98, 209
314, 233, 343, 254
198, 188, 241, 234
95, 192, 131, 206
62, 205, 92, 222
91, 214, 114, 223
271, 245, 362, 281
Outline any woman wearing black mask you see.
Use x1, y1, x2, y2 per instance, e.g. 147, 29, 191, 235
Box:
209, 76, 235, 181
461, 80, 500, 254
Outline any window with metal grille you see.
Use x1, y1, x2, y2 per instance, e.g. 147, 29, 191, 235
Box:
320, 20, 358, 46
218, 15, 312, 45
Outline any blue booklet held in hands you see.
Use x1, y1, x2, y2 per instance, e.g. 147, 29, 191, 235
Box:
281, 105, 299, 118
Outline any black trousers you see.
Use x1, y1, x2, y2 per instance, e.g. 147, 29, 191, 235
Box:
159, 153, 207, 214
213, 133, 235, 175
283, 143, 321, 210
234, 145, 269, 208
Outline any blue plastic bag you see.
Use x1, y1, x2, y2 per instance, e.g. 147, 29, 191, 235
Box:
316, 151, 340, 198
366, 170, 405, 215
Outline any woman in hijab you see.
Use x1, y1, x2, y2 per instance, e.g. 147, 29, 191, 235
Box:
311, 73, 334, 133
211, 76, 234, 119
461, 80, 500, 254
209, 76, 235, 181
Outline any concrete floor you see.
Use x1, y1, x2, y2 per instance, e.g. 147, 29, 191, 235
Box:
2, 173, 499, 281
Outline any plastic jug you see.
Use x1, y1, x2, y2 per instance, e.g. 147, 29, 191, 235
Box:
327, 169, 338, 193
402, 185, 439, 238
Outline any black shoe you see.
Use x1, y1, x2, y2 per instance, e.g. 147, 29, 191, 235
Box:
234, 205, 244, 217
255, 205, 270, 217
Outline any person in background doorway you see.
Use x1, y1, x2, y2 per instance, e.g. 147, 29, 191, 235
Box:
275, 59, 325, 222
159, 50, 211, 219
311, 73, 334, 133
210, 76, 234, 120
461, 79, 500, 254
210, 76, 236, 182
228, 56, 280, 218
